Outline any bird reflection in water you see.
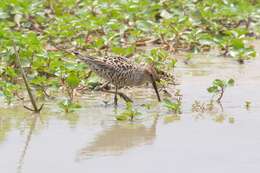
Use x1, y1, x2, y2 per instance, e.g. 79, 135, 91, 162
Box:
77, 116, 158, 160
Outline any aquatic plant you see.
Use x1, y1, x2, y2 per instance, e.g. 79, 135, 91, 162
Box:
0, 0, 259, 110
115, 102, 141, 121
207, 78, 235, 102
58, 99, 81, 113
163, 98, 182, 114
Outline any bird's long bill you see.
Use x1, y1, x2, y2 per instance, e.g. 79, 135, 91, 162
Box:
150, 75, 161, 102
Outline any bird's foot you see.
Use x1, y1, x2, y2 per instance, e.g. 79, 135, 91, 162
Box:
117, 92, 133, 103
100, 89, 133, 104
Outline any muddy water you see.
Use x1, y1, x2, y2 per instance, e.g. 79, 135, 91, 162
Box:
1, 41, 260, 173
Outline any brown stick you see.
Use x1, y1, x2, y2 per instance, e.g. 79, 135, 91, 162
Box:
13, 42, 43, 112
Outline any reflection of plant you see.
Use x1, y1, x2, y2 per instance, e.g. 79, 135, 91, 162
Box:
116, 102, 141, 121
207, 79, 235, 102
192, 100, 214, 114
0, 117, 12, 143
164, 114, 181, 124
192, 100, 235, 124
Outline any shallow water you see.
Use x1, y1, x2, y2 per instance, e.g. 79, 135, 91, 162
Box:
1, 41, 260, 173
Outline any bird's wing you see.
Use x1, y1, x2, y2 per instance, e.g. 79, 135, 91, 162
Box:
74, 51, 137, 73
104, 55, 130, 63
102, 56, 136, 70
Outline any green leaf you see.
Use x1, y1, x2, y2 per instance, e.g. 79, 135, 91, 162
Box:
86, 75, 102, 89
58, 99, 81, 113
170, 59, 177, 68
231, 39, 244, 49
227, 79, 235, 86
66, 73, 80, 89
5, 67, 17, 78
207, 86, 218, 93
31, 76, 47, 85
213, 79, 224, 88
163, 99, 181, 113
111, 46, 135, 56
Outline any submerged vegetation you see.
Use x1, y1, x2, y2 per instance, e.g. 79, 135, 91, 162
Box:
0, 0, 259, 113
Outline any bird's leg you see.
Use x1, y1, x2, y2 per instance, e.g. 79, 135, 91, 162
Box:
117, 92, 133, 103
94, 81, 110, 91
101, 89, 133, 103
114, 86, 118, 106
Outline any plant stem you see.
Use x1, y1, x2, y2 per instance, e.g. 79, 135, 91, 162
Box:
217, 87, 224, 103
13, 43, 43, 112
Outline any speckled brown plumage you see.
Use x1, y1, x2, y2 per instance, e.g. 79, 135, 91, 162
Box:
73, 51, 161, 105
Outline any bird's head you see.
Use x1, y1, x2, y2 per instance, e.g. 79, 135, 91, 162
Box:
144, 64, 161, 102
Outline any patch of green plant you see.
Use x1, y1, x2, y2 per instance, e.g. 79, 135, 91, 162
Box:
214, 29, 256, 63
65, 71, 81, 101
115, 102, 141, 121
145, 48, 171, 68
207, 78, 235, 102
163, 98, 182, 114
85, 75, 102, 90
0, 0, 260, 110
58, 99, 81, 113
111, 46, 135, 57
0, 81, 20, 104
142, 48, 176, 78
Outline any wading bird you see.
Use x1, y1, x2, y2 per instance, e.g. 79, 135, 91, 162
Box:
73, 51, 161, 105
